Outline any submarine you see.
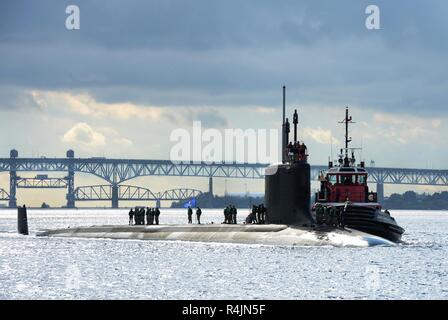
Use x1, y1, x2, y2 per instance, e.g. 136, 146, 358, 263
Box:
36, 87, 399, 247
265, 89, 404, 242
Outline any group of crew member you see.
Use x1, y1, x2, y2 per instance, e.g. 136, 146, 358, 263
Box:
315, 204, 344, 228
223, 205, 238, 224
187, 206, 202, 224
128, 207, 161, 225
245, 204, 267, 224
286, 141, 308, 162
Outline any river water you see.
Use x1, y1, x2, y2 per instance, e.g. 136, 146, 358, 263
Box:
0, 209, 447, 299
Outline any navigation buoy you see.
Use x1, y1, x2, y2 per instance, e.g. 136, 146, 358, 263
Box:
18, 205, 29, 235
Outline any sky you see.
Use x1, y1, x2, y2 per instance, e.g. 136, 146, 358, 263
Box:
0, 0, 447, 206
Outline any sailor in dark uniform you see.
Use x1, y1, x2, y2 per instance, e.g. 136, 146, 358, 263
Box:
129, 208, 134, 225
257, 204, 263, 224
196, 207, 202, 224
259, 204, 266, 224
187, 206, 193, 224
134, 207, 139, 225
251, 205, 258, 224
155, 207, 160, 225
223, 206, 229, 224
231, 205, 237, 224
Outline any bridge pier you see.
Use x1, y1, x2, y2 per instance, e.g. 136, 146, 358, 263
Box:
208, 177, 213, 195
66, 150, 75, 208
9, 149, 18, 208
376, 183, 384, 203
111, 184, 119, 208
156, 199, 161, 208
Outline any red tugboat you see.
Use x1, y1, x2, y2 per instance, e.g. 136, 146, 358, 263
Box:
312, 108, 405, 242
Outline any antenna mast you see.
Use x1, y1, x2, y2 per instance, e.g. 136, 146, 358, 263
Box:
339, 107, 354, 159
282, 86, 286, 163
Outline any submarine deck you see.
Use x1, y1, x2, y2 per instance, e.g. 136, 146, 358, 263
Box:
36, 224, 394, 247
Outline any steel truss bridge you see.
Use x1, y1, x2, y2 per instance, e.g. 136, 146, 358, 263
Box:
0, 149, 447, 208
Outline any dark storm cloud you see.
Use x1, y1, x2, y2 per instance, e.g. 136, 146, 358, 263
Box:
0, 0, 447, 114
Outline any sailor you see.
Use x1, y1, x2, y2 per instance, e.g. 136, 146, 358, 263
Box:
257, 204, 263, 224
318, 171, 325, 181
231, 205, 237, 224
245, 213, 252, 224
337, 208, 345, 228
329, 207, 338, 227
145, 207, 150, 225
187, 206, 193, 224
149, 208, 155, 225
134, 207, 139, 225
322, 206, 329, 225
263, 205, 268, 223
223, 206, 229, 224
290, 141, 297, 160
301, 142, 307, 161
128, 208, 134, 225
316, 205, 325, 225
259, 204, 266, 224
155, 207, 160, 225
196, 207, 202, 224
287, 142, 293, 159
251, 205, 258, 224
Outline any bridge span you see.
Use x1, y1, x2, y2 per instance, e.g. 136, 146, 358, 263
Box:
0, 149, 447, 208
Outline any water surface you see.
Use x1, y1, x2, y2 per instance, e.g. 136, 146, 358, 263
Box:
0, 209, 446, 299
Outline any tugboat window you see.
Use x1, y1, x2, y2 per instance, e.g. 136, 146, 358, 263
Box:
358, 175, 367, 184
328, 175, 337, 184
343, 175, 352, 184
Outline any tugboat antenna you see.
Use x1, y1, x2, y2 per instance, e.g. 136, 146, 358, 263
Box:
339, 107, 355, 162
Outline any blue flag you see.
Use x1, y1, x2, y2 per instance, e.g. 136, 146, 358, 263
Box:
183, 198, 197, 208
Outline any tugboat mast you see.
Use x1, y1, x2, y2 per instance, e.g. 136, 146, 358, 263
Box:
339, 107, 354, 165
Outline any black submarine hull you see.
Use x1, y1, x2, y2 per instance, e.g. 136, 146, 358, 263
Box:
265, 161, 314, 225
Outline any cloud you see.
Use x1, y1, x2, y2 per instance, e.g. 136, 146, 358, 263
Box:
31, 90, 164, 120
112, 137, 133, 147
371, 112, 442, 144
62, 123, 106, 147
0, 1, 447, 115
303, 127, 340, 145
255, 107, 276, 114
27, 89, 229, 129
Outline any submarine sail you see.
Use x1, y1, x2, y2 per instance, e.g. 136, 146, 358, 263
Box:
265, 87, 314, 226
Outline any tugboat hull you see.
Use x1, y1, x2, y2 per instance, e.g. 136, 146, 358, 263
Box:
317, 204, 404, 243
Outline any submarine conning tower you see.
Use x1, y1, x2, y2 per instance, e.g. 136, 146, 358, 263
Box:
265, 86, 313, 226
